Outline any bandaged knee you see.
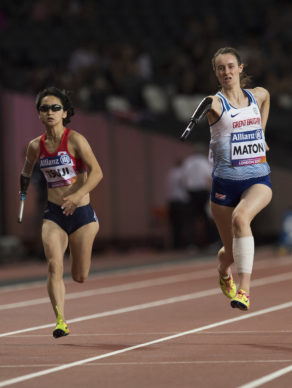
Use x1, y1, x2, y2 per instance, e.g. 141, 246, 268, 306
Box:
232, 236, 254, 274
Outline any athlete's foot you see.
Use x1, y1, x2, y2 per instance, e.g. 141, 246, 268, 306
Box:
230, 289, 250, 311
219, 273, 237, 299
53, 320, 70, 338
53, 306, 70, 338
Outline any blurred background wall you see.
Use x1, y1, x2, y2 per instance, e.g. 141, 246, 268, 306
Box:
0, 0, 291, 259
0, 91, 194, 254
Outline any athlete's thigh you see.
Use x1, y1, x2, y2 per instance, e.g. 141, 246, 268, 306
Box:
236, 184, 272, 223
69, 222, 99, 275
210, 201, 234, 251
42, 219, 68, 260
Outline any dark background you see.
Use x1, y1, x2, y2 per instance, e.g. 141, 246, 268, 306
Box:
0, 0, 291, 259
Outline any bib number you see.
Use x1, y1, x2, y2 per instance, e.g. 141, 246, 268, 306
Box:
231, 129, 266, 166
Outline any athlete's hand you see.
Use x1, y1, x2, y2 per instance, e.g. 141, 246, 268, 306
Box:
266, 142, 270, 151
61, 194, 80, 216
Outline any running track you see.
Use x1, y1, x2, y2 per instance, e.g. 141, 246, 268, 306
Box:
1, 247, 292, 388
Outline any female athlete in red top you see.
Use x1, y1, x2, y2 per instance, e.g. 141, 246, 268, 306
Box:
20, 87, 103, 337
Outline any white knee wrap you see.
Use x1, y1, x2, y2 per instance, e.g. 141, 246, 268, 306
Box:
232, 236, 254, 274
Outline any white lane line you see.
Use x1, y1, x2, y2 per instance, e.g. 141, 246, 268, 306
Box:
0, 332, 179, 338
0, 281, 44, 293
79, 360, 292, 366
0, 254, 290, 294
0, 269, 215, 311
1, 360, 292, 368
0, 288, 219, 337
238, 364, 292, 388
1, 301, 292, 388
1, 270, 292, 312
0, 257, 214, 293
252, 272, 292, 286
2, 271, 292, 337
7, 330, 292, 338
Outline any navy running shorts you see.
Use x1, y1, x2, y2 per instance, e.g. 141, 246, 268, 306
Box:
210, 174, 272, 207
43, 201, 98, 234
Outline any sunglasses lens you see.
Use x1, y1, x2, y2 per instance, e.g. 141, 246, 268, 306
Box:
51, 105, 62, 111
39, 104, 63, 112
39, 105, 50, 112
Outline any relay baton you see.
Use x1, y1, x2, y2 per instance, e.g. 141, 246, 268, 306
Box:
18, 193, 26, 223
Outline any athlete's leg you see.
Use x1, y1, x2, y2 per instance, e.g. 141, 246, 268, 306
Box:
232, 184, 272, 293
210, 201, 237, 299
69, 221, 99, 283
42, 220, 68, 320
210, 201, 234, 277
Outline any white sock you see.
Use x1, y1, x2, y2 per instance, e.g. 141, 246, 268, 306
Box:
233, 236, 254, 274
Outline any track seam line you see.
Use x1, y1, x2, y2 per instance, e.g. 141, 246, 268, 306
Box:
1, 271, 292, 337
1, 268, 292, 312
0, 254, 290, 293
1, 301, 292, 387
1, 360, 292, 368
0, 269, 216, 310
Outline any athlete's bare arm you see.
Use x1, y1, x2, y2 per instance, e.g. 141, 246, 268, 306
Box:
250, 87, 270, 131
251, 87, 270, 150
22, 137, 41, 177
20, 137, 41, 196
62, 131, 103, 215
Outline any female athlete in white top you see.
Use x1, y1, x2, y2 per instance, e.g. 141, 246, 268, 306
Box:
207, 47, 272, 310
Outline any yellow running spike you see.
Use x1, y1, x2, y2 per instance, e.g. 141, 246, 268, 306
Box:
53, 306, 70, 338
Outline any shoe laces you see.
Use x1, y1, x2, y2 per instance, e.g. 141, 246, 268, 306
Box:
223, 275, 232, 293
237, 289, 249, 300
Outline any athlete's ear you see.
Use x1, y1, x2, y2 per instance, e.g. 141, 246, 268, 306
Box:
239, 63, 244, 74
63, 110, 68, 119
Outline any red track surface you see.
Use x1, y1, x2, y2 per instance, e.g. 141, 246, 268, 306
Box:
1, 247, 292, 388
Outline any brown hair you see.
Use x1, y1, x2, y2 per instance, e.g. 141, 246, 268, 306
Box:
212, 47, 252, 88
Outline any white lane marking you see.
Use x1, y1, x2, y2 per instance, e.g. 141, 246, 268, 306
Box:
238, 364, 292, 388
2, 271, 292, 337
6, 330, 292, 338
1, 270, 292, 312
79, 360, 292, 366
0, 288, 219, 337
1, 360, 291, 368
0, 281, 44, 293
0, 256, 214, 293
0, 254, 290, 294
1, 301, 292, 387
0, 269, 215, 310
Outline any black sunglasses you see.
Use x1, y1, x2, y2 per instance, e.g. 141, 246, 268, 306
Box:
39, 104, 63, 112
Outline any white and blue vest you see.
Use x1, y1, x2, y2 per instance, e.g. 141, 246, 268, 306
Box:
209, 89, 270, 180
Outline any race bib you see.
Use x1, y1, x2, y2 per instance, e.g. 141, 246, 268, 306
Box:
231, 129, 266, 166
40, 154, 77, 187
